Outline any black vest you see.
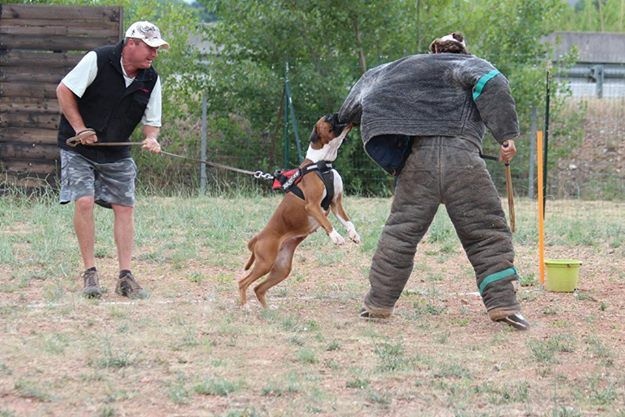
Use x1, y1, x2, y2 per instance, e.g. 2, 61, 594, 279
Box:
57, 41, 159, 163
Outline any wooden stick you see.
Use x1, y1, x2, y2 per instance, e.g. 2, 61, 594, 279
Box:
505, 162, 515, 233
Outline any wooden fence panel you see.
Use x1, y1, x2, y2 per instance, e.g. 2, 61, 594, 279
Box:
0, 97, 59, 113
1, 142, 59, 160
0, 4, 122, 187
2, 50, 84, 68
0, 110, 60, 130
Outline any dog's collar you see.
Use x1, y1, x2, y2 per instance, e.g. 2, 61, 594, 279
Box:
304, 161, 333, 173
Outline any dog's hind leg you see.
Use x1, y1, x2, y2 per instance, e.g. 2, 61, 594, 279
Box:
254, 236, 305, 308
238, 263, 272, 306
238, 239, 279, 305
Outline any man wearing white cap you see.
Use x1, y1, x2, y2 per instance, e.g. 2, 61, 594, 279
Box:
339, 32, 529, 330
56, 21, 169, 299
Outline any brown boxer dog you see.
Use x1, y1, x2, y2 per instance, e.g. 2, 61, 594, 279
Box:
238, 114, 360, 307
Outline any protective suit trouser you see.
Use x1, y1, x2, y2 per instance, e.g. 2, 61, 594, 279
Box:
363, 137, 520, 318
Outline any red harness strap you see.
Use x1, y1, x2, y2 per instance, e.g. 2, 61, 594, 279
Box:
271, 161, 335, 210
272, 168, 301, 191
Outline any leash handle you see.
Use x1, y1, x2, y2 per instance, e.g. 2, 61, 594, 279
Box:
66, 128, 144, 147
66, 137, 81, 147
66, 139, 142, 147
65, 128, 96, 147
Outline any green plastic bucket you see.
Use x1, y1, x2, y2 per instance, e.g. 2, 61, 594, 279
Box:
544, 259, 582, 292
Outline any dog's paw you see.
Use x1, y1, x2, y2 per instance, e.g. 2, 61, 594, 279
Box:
349, 230, 361, 244
345, 222, 361, 244
329, 229, 346, 245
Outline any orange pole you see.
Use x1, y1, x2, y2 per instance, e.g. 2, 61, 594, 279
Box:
536, 130, 545, 285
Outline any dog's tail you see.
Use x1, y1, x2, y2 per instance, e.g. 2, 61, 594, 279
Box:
244, 253, 255, 270
244, 236, 257, 270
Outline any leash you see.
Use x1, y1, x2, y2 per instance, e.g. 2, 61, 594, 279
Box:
480, 151, 515, 233
159, 150, 274, 180
65, 131, 275, 181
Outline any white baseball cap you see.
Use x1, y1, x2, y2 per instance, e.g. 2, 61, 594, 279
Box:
125, 21, 169, 49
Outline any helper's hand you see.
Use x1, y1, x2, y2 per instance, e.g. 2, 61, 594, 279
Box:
142, 136, 161, 153
499, 139, 516, 165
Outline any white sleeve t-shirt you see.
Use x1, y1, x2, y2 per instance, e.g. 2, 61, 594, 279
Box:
61, 51, 162, 127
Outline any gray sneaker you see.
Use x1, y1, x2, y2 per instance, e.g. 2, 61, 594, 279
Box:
82, 268, 102, 298
115, 271, 148, 299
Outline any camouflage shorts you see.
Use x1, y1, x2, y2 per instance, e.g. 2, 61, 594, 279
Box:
59, 149, 137, 209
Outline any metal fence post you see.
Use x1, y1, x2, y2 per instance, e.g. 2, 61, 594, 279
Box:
543, 70, 551, 217
591, 64, 604, 98
283, 65, 290, 167
528, 106, 537, 199
200, 93, 207, 195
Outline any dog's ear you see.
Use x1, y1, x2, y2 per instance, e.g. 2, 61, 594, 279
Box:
310, 116, 328, 144
316, 116, 338, 145
309, 124, 320, 144
429, 39, 438, 53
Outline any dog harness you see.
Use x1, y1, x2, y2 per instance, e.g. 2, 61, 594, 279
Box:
272, 161, 335, 210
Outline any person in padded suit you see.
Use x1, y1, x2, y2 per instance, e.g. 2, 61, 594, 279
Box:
338, 32, 529, 330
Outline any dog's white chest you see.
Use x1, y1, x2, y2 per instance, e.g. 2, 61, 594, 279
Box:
305, 136, 345, 162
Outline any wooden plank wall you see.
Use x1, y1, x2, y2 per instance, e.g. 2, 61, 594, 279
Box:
0, 4, 122, 187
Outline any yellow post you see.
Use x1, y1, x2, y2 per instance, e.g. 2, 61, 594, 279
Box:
536, 130, 545, 284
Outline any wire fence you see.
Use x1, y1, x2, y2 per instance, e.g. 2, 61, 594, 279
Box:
175, 76, 625, 204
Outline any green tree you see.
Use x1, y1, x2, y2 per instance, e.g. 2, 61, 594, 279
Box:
560, 0, 625, 31
13, 0, 587, 194
198, 0, 571, 194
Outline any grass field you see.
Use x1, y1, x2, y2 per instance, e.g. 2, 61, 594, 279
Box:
1, 194, 624, 417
